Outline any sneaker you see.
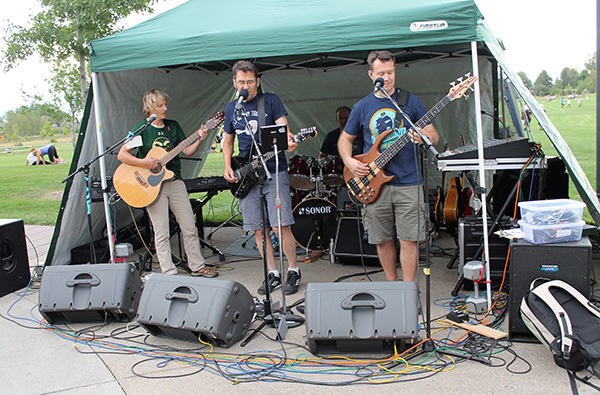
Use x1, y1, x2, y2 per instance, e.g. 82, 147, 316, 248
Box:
284, 269, 301, 295
257, 272, 282, 295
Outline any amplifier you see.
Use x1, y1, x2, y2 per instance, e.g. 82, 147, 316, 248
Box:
333, 217, 379, 266
458, 215, 512, 290
509, 237, 591, 342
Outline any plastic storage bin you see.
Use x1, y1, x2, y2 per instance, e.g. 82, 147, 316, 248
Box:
518, 199, 585, 226
518, 219, 585, 244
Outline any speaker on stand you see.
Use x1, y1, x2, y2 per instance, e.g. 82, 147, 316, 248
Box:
0, 219, 30, 298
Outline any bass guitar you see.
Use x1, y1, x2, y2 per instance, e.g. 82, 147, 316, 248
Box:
113, 111, 225, 208
344, 75, 477, 205
229, 127, 316, 198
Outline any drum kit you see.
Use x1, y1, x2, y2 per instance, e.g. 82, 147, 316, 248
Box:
288, 154, 347, 251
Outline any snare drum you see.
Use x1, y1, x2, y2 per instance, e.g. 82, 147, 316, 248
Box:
291, 197, 337, 250
319, 155, 345, 186
288, 155, 316, 191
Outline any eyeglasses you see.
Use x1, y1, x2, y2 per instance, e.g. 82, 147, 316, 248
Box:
235, 79, 257, 86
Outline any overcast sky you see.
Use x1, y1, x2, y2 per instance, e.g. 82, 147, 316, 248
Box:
0, 0, 596, 116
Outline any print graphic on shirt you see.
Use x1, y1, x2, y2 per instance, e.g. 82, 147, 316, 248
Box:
368, 108, 406, 150
152, 136, 171, 151
233, 109, 266, 137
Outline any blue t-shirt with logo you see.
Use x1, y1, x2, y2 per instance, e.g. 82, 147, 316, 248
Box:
344, 90, 428, 186
224, 92, 288, 172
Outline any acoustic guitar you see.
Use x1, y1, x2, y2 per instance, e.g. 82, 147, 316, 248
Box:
443, 176, 461, 224
113, 111, 224, 208
343, 75, 477, 204
229, 127, 317, 198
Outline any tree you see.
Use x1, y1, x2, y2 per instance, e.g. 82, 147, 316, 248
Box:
518, 71, 533, 90
533, 70, 553, 96
584, 52, 596, 72
2, 0, 156, 111
559, 67, 580, 91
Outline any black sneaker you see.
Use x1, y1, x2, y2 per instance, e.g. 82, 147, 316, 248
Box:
284, 269, 301, 295
257, 272, 282, 295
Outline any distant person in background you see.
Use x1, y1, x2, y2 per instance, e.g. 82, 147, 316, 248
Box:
26, 148, 51, 165
561, 97, 564, 109
27, 144, 64, 165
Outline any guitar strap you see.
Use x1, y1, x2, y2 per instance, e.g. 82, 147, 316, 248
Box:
163, 119, 175, 151
256, 93, 265, 146
394, 88, 410, 130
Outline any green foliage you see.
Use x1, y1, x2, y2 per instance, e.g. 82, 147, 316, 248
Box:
2, 0, 157, 119
518, 71, 533, 90
533, 70, 553, 96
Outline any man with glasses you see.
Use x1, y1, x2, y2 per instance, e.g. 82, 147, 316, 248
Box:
222, 60, 302, 295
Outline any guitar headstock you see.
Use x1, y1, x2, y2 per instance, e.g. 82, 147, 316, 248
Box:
295, 126, 317, 142
206, 111, 225, 130
448, 74, 477, 101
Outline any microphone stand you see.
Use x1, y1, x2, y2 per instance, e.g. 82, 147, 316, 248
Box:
272, 136, 304, 340
235, 104, 277, 347
375, 85, 437, 352
62, 117, 156, 264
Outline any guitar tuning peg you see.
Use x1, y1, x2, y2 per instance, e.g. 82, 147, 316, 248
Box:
463, 94, 470, 100
449, 81, 456, 87
456, 77, 463, 83
465, 72, 471, 78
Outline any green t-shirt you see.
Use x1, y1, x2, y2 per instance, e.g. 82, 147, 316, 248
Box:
134, 119, 186, 180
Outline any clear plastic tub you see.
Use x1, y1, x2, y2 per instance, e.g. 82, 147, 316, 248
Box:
518, 199, 585, 226
518, 219, 585, 244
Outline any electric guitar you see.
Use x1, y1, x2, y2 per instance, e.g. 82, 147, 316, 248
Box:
229, 127, 316, 198
113, 111, 225, 208
343, 75, 477, 204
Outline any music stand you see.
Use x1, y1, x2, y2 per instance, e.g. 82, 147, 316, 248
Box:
260, 124, 288, 153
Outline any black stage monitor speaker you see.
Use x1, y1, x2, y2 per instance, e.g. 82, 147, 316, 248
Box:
38, 262, 143, 324
509, 237, 591, 342
136, 274, 255, 347
0, 219, 30, 298
333, 217, 379, 266
305, 281, 419, 353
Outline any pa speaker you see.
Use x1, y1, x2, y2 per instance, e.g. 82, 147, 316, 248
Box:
0, 219, 30, 297
509, 237, 591, 342
305, 281, 419, 353
38, 262, 143, 324
136, 274, 254, 347
333, 217, 379, 266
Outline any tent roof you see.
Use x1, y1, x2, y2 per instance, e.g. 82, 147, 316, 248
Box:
89, 0, 486, 73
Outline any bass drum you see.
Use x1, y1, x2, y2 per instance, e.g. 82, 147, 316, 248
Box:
291, 197, 337, 250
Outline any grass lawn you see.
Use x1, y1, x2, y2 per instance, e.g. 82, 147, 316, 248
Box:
0, 94, 597, 226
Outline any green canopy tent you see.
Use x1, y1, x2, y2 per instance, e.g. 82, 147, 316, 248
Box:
46, 0, 599, 278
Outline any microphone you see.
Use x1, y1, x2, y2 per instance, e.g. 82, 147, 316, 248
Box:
127, 114, 158, 139
373, 77, 385, 92
235, 89, 249, 109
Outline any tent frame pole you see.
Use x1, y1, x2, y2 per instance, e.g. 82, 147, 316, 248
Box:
91, 72, 116, 262
470, 42, 493, 309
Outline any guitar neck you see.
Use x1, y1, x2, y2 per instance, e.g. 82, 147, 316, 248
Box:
373, 94, 452, 168
159, 132, 200, 166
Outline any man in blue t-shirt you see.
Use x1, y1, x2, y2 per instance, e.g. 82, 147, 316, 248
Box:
339, 50, 439, 282
222, 60, 302, 295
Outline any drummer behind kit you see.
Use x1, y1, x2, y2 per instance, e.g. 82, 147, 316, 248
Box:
289, 152, 371, 263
